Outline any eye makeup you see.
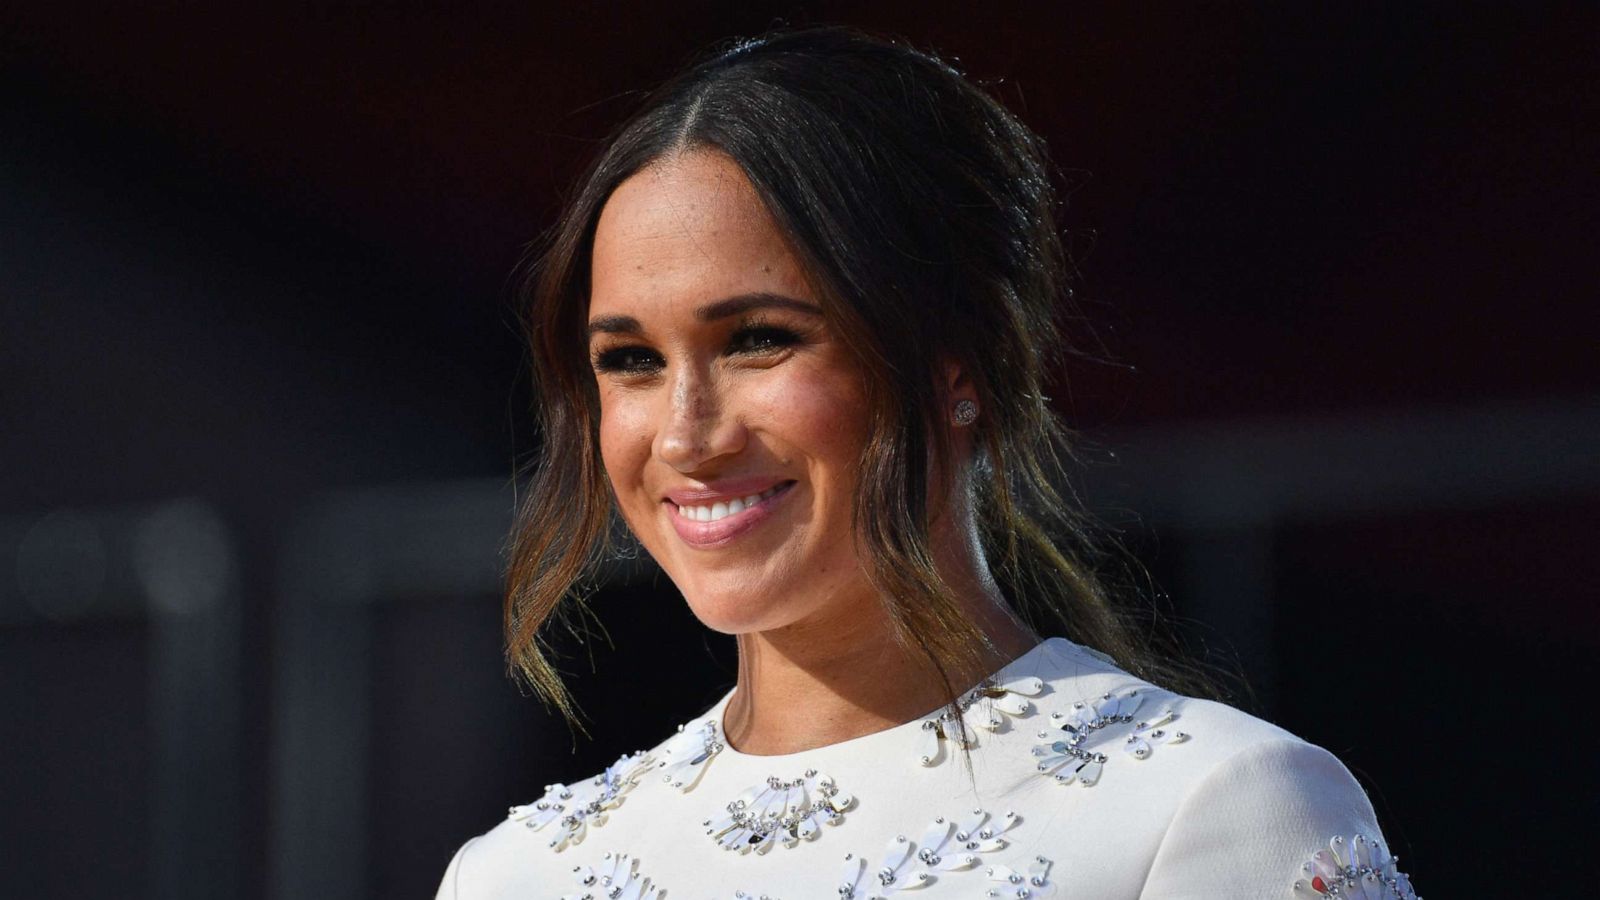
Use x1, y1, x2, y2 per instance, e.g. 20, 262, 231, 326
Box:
588, 314, 810, 376
591, 344, 663, 375
724, 314, 804, 356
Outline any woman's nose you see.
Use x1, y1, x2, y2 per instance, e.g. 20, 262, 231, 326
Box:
654, 366, 746, 472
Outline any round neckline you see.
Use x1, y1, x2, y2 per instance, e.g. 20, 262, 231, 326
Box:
701, 636, 1102, 767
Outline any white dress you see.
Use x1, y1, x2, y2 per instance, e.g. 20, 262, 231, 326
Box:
435, 637, 1420, 899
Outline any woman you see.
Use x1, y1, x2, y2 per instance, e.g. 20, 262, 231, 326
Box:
438, 27, 1419, 900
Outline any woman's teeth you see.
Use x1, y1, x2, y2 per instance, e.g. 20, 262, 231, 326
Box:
676, 484, 785, 522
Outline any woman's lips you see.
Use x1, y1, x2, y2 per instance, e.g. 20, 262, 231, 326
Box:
665, 480, 797, 548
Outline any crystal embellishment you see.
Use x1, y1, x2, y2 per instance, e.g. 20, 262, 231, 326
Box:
508, 715, 726, 853
915, 675, 1046, 767
561, 852, 663, 900
1031, 689, 1188, 786
655, 717, 725, 791
984, 856, 1055, 898
836, 810, 1019, 898
1291, 834, 1420, 899
509, 752, 653, 851
703, 769, 855, 853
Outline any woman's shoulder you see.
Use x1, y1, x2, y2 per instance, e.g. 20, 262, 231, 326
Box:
1133, 700, 1419, 899
1034, 636, 1330, 756
1031, 638, 1421, 898
432, 717, 724, 899
1027, 636, 1316, 770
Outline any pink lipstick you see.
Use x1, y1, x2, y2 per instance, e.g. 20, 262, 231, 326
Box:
664, 478, 797, 548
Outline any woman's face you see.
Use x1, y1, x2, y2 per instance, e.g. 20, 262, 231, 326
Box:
587, 149, 875, 635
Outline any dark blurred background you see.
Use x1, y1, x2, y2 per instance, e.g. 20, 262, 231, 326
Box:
2, 3, 1595, 897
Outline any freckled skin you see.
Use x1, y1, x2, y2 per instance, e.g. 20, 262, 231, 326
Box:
588, 150, 876, 636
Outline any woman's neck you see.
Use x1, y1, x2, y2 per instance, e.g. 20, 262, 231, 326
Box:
720, 582, 1038, 757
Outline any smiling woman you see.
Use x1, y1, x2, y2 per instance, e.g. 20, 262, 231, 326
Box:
587, 153, 889, 643
437, 26, 1421, 900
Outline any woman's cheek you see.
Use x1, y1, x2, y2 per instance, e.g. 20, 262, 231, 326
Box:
598, 395, 654, 496
774, 364, 868, 455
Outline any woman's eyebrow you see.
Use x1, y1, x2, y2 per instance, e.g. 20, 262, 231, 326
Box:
586, 293, 822, 340
695, 292, 823, 321
586, 314, 641, 339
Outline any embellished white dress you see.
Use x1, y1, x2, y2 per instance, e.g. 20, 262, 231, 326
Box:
435, 637, 1419, 900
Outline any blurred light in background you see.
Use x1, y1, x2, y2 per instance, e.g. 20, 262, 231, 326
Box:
2, 4, 1594, 897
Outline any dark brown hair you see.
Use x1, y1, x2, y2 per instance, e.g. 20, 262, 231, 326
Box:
506, 26, 1214, 722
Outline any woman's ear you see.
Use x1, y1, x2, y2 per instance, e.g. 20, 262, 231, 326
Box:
942, 356, 979, 422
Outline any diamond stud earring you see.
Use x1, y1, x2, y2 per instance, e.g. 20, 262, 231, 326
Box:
952, 399, 978, 426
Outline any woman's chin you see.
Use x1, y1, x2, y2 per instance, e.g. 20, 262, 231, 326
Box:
679, 586, 804, 637
682, 599, 780, 636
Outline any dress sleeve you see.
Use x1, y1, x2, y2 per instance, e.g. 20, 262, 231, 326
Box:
1138, 737, 1420, 899
433, 837, 477, 900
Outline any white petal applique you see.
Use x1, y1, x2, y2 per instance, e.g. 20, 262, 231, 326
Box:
965, 698, 1005, 733
1028, 856, 1055, 889
1032, 687, 1191, 789
1092, 692, 1124, 718
840, 831, 928, 897
1076, 758, 1105, 786
896, 810, 1017, 883
838, 852, 868, 899
935, 851, 978, 872
561, 852, 663, 900
510, 750, 651, 852
705, 770, 855, 854
993, 691, 1033, 716
511, 716, 728, 853
913, 675, 1043, 766
877, 833, 915, 879
952, 809, 990, 848
972, 810, 1020, 852
595, 850, 628, 883
1351, 834, 1373, 869
979, 855, 1057, 898
907, 815, 972, 873
916, 720, 944, 767
1290, 833, 1422, 899
986, 864, 1024, 884
882, 830, 926, 893
896, 870, 933, 891
841, 810, 1022, 896
917, 818, 951, 856
1000, 675, 1046, 696
655, 717, 724, 791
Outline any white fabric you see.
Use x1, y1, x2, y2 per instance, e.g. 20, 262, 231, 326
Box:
436, 637, 1405, 899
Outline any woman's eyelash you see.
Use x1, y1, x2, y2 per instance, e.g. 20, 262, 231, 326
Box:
590, 322, 803, 375
727, 324, 802, 354
592, 346, 662, 373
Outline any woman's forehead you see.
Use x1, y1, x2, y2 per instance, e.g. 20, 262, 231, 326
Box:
589, 151, 814, 318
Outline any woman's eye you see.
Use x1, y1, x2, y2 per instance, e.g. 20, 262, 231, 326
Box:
592, 346, 662, 374
727, 325, 801, 356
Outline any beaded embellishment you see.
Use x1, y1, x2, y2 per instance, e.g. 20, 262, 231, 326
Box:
703, 769, 855, 853
1292, 834, 1420, 899
561, 852, 662, 900
508, 716, 725, 853
984, 857, 1055, 898
1031, 689, 1188, 786
509, 752, 653, 851
915, 676, 1046, 767
837, 810, 1020, 898
655, 717, 724, 791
